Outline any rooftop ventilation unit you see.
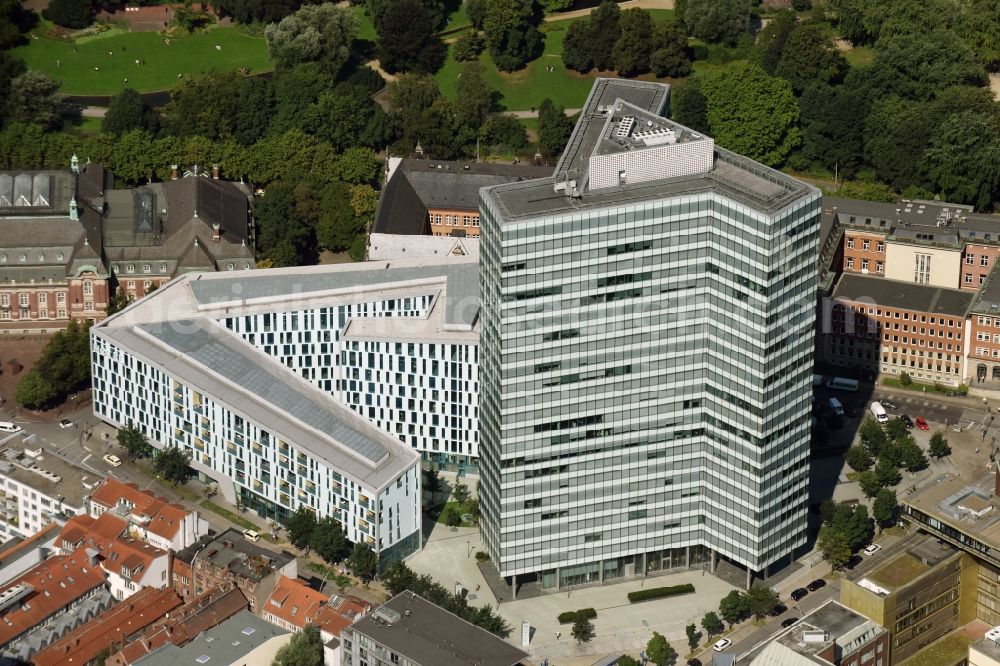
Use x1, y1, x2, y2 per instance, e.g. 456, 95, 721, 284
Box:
0, 584, 33, 614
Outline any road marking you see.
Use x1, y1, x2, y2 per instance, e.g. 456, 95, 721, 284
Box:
81, 453, 92, 465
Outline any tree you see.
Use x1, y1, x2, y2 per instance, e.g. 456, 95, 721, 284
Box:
718, 590, 748, 629
774, 23, 848, 94
265, 4, 360, 76
43, 0, 93, 29
646, 631, 678, 666
453, 30, 486, 62
307, 83, 395, 153
589, 0, 621, 71
537, 98, 573, 161
872, 488, 899, 531
701, 611, 723, 637
481, 114, 529, 153
317, 180, 365, 252
845, 445, 873, 472
612, 9, 655, 76
884, 417, 908, 443
875, 457, 902, 487
859, 416, 889, 456
481, 0, 543, 72
336, 147, 381, 186
347, 542, 379, 582
5, 70, 67, 130
466, 0, 486, 29
456, 61, 495, 129
103, 88, 157, 137
164, 71, 274, 145
671, 78, 709, 133
683, 0, 751, 46
686, 623, 701, 653
799, 77, 870, 179
443, 506, 462, 527
562, 20, 593, 72
422, 468, 442, 493
746, 584, 779, 621
929, 432, 952, 459
825, 504, 873, 552
15, 370, 58, 410
899, 371, 912, 386
922, 111, 1000, 212
858, 470, 882, 499
826, 0, 872, 45
153, 445, 193, 485
117, 423, 153, 461
310, 516, 348, 563
572, 616, 595, 643
699, 62, 800, 166
453, 480, 470, 503
868, 29, 985, 102
272, 623, 323, 666
106, 287, 134, 316
284, 506, 318, 550
1, 0, 36, 50
617, 657, 640, 666
753, 10, 796, 75
817, 527, 852, 570
897, 437, 928, 473
255, 180, 318, 266
376, 0, 446, 74
650, 21, 692, 78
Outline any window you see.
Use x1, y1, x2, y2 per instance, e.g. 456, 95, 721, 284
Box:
862, 259, 869, 271
38, 309, 47, 319
83, 282, 93, 295
847, 238, 855, 249
57, 309, 66, 318
966, 273, 974, 284
18, 294, 28, 307
38, 293, 46, 305
142, 264, 150, 273
846, 258, 855, 269
862, 240, 870, 251
143, 281, 152, 289
18, 254, 25, 262
126, 264, 135, 273
968, 254, 976, 265
228, 263, 235, 270
0, 255, 5, 263
84, 301, 93, 312
160, 263, 167, 272
57, 292, 65, 303
984, 255, 991, 267
914, 254, 931, 284
244, 263, 251, 269
0, 294, 7, 307
877, 241, 884, 252
876, 261, 884, 273
127, 281, 135, 290
982, 275, 988, 285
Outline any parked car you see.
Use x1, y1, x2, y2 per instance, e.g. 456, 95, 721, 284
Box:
899, 414, 914, 429
879, 398, 899, 410
770, 603, 788, 617
946, 390, 967, 397
864, 543, 883, 556
712, 638, 733, 652
781, 617, 799, 628
790, 588, 808, 601
916, 417, 929, 430
807, 578, 827, 591
58, 419, 74, 429
102, 454, 122, 467
687, 660, 702, 666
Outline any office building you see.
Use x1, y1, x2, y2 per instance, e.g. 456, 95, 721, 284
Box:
478, 78, 821, 592
749, 599, 889, 666
341, 590, 528, 666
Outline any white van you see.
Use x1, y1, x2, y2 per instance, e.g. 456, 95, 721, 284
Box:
828, 397, 845, 416
242, 529, 261, 543
0, 422, 22, 434
870, 401, 889, 423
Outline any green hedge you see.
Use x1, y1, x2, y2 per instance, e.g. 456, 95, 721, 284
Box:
627, 584, 695, 603
557, 608, 598, 624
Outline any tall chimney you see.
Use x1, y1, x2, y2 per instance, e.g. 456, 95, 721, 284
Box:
211, 164, 220, 180
170, 165, 179, 181
212, 222, 220, 242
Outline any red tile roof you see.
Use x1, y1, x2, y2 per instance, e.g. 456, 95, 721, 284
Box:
90, 478, 191, 541
108, 586, 248, 665
57, 515, 166, 579
263, 576, 370, 638
32, 587, 183, 666
0, 548, 107, 647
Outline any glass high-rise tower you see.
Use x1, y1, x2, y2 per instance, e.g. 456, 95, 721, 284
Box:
478, 79, 821, 592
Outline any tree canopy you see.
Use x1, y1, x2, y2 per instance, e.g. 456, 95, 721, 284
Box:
683, 0, 751, 46
481, 0, 544, 72
376, 0, 446, 74
272, 624, 323, 666
265, 4, 360, 76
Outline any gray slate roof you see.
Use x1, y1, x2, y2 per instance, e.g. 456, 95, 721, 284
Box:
133, 610, 288, 666
832, 273, 974, 316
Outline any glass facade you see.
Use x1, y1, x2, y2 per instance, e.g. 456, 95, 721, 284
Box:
479, 189, 822, 582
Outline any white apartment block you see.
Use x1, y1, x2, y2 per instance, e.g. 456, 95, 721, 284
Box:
0, 447, 95, 539
91, 259, 478, 563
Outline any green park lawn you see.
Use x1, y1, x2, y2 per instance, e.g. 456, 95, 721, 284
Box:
349, 5, 377, 43
12, 27, 271, 95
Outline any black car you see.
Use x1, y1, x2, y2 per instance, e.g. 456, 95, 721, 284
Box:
781, 617, 799, 628
770, 603, 788, 617
899, 414, 914, 429
807, 578, 827, 591
879, 398, 899, 410
790, 588, 808, 601
946, 390, 967, 397
687, 660, 702, 666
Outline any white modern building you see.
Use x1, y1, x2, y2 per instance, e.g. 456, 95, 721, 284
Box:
91, 259, 479, 563
478, 79, 821, 592
0, 446, 98, 539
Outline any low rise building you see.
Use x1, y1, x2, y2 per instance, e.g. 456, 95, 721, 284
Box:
840, 532, 978, 664
0, 523, 59, 586
131, 609, 290, 666
108, 585, 249, 666
0, 547, 113, 662
172, 529, 296, 614
342, 590, 528, 666
57, 513, 171, 600
970, 631, 1000, 666
373, 158, 551, 238
32, 586, 184, 666
263, 574, 370, 642
88, 477, 209, 551
749, 599, 890, 666
0, 446, 99, 539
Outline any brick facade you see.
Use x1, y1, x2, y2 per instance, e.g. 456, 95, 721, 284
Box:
843, 230, 887, 276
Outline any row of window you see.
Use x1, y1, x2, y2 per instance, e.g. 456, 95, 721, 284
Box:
966, 254, 993, 266
0, 252, 65, 263
846, 258, 884, 273
846, 238, 885, 252
431, 213, 480, 227
1, 292, 68, 307
835, 305, 959, 328
0, 309, 70, 320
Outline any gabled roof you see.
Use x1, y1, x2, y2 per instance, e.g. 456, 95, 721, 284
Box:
90, 478, 192, 542
58, 513, 129, 550
160, 176, 250, 245
57, 514, 167, 578
32, 587, 183, 666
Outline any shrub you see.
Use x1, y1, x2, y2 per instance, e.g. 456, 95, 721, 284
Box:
475, 550, 490, 562
558, 608, 598, 624
627, 583, 695, 603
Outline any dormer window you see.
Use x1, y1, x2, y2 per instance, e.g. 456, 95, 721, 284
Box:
19, 254, 26, 262
37, 254, 44, 262
143, 264, 150, 273
127, 264, 135, 273
57, 253, 64, 261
